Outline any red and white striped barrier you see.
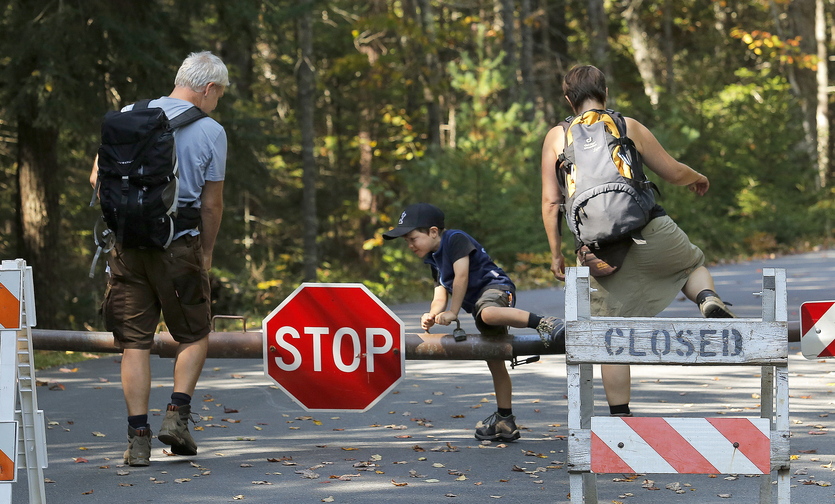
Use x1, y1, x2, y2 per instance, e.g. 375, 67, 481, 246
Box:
800, 300, 835, 359
591, 416, 771, 474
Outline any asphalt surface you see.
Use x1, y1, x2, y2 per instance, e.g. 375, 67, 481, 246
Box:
7, 248, 835, 504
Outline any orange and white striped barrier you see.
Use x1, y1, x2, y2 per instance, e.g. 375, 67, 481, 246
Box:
590, 417, 771, 474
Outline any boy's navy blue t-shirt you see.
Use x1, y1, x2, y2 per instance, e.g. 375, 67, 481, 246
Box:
423, 229, 515, 314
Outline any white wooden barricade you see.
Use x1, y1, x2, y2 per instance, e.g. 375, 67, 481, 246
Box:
565, 267, 790, 504
0, 259, 47, 504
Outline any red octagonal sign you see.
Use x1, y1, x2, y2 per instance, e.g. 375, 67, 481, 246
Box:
262, 283, 405, 412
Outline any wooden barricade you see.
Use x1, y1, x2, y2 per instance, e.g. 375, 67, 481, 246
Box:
565, 267, 790, 504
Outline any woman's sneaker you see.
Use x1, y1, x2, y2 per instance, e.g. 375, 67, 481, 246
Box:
698, 292, 735, 318
474, 412, 521, 442
124, 425, 151, 466
157, 404, 198, 455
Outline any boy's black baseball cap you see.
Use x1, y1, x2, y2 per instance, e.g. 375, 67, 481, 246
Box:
383, 203, 445, 240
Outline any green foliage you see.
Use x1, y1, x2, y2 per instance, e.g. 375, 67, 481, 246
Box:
0, 0, 832, 331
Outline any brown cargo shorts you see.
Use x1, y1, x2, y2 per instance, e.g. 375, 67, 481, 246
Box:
473, 286, 516, 337
103, 235, 211, 350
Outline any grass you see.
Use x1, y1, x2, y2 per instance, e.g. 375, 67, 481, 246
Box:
33, 350, 107, 370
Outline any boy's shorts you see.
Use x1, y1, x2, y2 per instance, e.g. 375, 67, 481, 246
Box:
103, 235, 212, 350
473, 286, 516, 336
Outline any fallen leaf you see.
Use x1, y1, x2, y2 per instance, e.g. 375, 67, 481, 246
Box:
49, 383, 65, 391
225, 407, 239, 413
322, 498, 335, 503
59, 367, 78, 373
92, 432, 106, 437
175, 478, 192, 483
391, 479, 408, 487
73, 457, 88, 463
233, 496, 244, 500
82, 490, 93, 495
251, 480, 272, 485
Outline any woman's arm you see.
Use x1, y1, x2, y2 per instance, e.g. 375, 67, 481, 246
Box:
541, 125, 567, 281
625, 117, 709, 196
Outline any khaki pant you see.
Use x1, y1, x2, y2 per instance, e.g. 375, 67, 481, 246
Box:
590, 215, 705, 317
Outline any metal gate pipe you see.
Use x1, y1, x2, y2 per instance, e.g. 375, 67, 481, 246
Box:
30, 321, 800, 360
30, 329, 564, 360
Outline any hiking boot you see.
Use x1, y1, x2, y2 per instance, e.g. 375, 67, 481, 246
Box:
157, 404, 198, 456
474, 412, 521, 442
535, 316, 566, 353
699, 295, 735, 318
124, 425, 151, 466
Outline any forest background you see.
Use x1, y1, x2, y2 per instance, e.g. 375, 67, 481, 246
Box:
0, 0, 833, 331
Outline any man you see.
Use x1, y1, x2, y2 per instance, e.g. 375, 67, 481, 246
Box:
90, 51, 228, 466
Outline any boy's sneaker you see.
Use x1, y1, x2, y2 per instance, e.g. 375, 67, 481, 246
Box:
535, 316, 566, 353
124, 425, 151, 466
699, 294, 735, 318
474, 412, 521, 442
157, 404, 198, 456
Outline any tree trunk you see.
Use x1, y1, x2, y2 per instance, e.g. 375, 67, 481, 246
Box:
499, 0, 518, 102
588, 0, 615, 104
297, 0, 318, 281
520, 0, 535, 120
16, 111, 62, 328
785, 0, 819, 187
416, 0, 442, 151
663, 0, 675, 95
542, 0, 569, 121
624, 0, 661, 107
814, 0, 829, 188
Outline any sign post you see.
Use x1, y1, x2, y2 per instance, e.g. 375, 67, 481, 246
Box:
262, 283, 404, 412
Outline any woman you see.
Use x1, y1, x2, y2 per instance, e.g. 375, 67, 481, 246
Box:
540, 65, 733, 416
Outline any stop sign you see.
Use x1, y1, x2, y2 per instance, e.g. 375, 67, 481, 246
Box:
262, 283, 405, 412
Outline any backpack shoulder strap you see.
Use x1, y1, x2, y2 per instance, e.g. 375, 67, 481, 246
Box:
169, 106, 208, 130
603, 109, 628, 137
133, 99, 152, 111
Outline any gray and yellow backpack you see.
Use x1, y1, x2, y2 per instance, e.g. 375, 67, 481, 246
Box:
557, 109, 659, 251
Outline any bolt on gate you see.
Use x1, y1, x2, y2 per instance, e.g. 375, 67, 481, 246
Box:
564, 267, 790, 504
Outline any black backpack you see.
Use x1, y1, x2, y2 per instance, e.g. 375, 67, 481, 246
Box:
557, 109, 659, 250
93, 100, 207, 250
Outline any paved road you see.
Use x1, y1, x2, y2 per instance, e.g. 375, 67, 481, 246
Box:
8, 248, 835, 503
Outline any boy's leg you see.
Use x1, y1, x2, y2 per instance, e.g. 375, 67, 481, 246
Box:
475, 359, 521, 441
479, 306, 530, 327
486, 359, 512, 409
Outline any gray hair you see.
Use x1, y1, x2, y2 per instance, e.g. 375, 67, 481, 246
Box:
174, 51, 229, 92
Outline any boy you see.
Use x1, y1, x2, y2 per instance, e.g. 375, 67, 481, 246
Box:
384, 202, 564, 441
